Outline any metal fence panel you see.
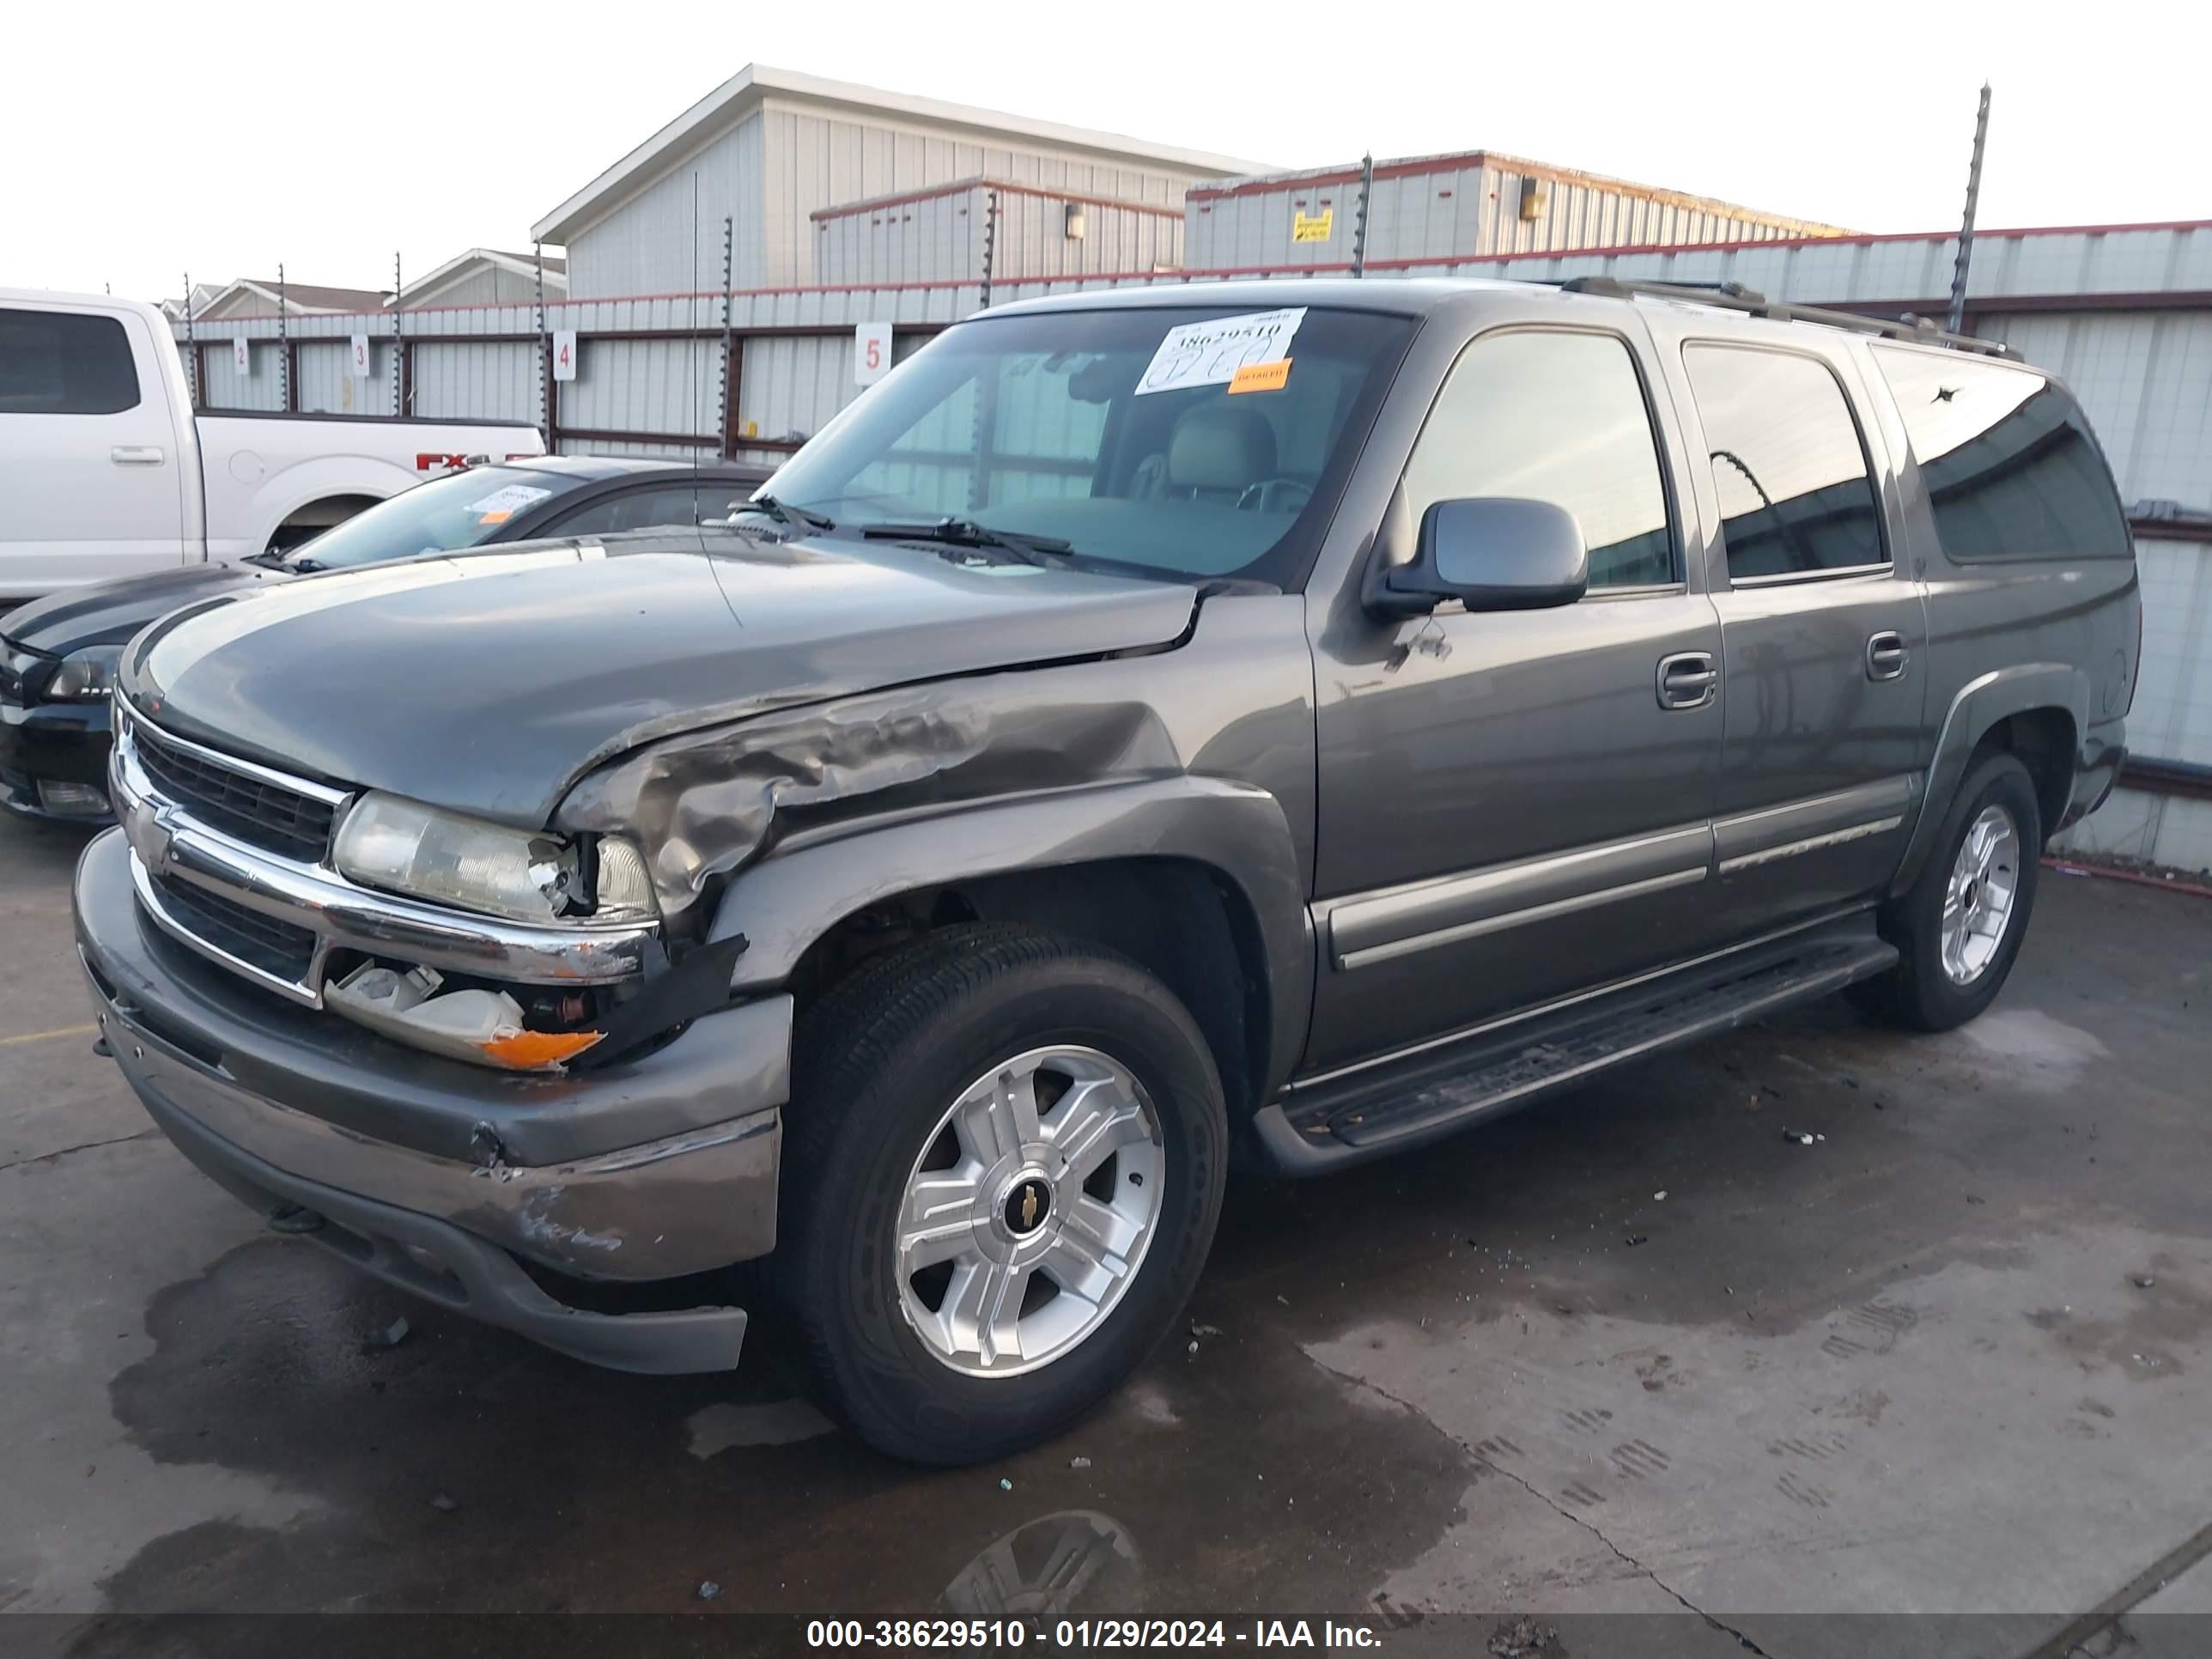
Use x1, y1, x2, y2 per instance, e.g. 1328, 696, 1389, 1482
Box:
196, 338, 285, 410
410, 341, 539, 422
738, 333, 851, 447
562, 336, 718, 441
295, 341, 398, 416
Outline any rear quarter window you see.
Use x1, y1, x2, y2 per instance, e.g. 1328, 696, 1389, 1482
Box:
0, 308, 143, 415
1871, 346, 2130, 561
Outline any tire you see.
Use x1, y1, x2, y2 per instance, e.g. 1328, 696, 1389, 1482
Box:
777, 924, 1227, 1465
1858, 750, 2043, 1032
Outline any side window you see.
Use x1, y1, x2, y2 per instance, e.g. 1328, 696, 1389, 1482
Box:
0, 308, 142, 415
1870, 346, 2130, 560
1684, 344, 1885, 580
553, 484, 701, 536
1401, 331, 1674, 589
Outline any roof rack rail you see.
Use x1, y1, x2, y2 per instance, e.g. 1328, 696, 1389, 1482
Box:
1556, 276, 2014, 357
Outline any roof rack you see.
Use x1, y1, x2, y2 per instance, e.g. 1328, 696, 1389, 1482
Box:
1555, 276, 2014, 357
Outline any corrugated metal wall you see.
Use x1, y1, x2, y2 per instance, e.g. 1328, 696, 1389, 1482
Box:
409, 341, 540, 422
562, 336, 719, 441
565, 112, 769, 298
1970, 307, 2212, 869
195, 340, 286, 410
295, 341, 399, 416
411, 265, 551, 308
737, 334, 850, 447
1977, 311, 2212, 511
815, 185, 1182, 285
757, 98, 1205, 289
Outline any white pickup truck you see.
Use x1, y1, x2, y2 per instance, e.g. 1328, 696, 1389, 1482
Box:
0, 289, 544, 601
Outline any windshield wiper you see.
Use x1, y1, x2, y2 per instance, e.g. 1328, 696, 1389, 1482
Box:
283, 555, 327, 574
860, 518, 1073, 565
239, 550, 287, 569
742, 495, 836, 533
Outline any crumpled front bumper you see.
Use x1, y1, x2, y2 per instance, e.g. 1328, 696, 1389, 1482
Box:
74, 827, 792, 1374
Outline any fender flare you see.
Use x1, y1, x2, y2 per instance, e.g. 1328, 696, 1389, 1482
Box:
712, 775, 1315, 1095
1890, 662, 2090, 897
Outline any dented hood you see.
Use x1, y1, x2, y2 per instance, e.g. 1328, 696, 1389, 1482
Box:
122, 532, 1197, 825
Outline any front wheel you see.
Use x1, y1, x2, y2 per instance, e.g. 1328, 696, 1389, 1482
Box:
1858, 750, 2043, 1031
778, 925, 1227, 1465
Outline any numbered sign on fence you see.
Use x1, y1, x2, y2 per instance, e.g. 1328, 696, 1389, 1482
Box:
553, 330, 577, 383
854, 322, 892, 386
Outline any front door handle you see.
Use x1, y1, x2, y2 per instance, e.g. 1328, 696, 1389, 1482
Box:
111, 446, 164, 466
1656, 651, 1719, 710
1866, 631, 1909, 682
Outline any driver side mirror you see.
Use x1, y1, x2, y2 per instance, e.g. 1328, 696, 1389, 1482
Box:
1369, 496, 1589, 618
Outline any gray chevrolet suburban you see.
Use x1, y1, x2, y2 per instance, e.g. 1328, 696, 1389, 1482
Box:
73, 277, 2140, 1463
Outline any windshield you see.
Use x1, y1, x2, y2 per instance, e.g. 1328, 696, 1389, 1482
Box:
283, 466, 588, 570
762, 304, 1416, 587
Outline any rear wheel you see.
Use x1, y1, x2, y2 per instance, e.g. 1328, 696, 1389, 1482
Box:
1857, 751, 2042, 1031
778, 925, 1227, 1465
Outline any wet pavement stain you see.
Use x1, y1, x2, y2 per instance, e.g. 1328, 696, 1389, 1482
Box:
94, 1233, 1474, 1624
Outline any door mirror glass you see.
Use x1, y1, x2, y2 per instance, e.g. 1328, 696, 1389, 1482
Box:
1376, 496, 1589, 616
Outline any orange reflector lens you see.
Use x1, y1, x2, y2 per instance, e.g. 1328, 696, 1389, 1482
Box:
476, 1030, 605, 1070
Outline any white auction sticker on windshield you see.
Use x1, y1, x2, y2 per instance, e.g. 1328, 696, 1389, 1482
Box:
465, 483, 554, 514
1135, 307, 1306, 396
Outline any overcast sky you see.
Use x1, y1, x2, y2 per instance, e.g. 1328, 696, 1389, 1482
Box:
8, 0, 2206, 302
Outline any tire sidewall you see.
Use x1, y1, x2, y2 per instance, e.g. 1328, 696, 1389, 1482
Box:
793, 948, 1224, 1459
1899, 753, 2042, 1028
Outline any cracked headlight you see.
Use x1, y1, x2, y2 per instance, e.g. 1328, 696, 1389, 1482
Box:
49, 644, 124, 702
334, 793, 605, 926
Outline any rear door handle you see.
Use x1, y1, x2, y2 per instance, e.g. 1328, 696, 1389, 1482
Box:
1866, 631, 1909, 682
1656, 651, 1719, 710
111, 446, 164, 466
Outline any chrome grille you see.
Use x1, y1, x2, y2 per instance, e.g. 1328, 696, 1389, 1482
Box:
149, 873, 319, 984
127, 714, 339, 861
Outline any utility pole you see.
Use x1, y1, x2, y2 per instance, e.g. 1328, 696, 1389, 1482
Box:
1947, 83, 1992, 335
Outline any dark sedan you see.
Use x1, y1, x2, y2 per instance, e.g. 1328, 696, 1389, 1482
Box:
0, 456, 771, 822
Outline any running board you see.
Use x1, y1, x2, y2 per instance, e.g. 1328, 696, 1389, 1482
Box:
1255, 922, 1897, 1175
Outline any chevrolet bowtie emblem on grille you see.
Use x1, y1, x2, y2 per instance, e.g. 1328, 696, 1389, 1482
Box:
1019, 1183, 1040, 1231
128, 799, 174, 866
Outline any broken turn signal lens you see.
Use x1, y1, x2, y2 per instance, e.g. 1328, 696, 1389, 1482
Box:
476, 1029, 605, 1070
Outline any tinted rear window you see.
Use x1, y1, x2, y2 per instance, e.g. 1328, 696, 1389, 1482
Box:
1871, 346, 2130, 561
1685, 344, 1886, 580
0, 308, 142, 415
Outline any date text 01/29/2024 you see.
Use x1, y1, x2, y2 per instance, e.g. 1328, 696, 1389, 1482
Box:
804, 1620, 1384, 1648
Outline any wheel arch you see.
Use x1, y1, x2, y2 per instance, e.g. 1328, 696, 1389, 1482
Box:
714, 777, 1314, 1111
1890, 663, 2089, 898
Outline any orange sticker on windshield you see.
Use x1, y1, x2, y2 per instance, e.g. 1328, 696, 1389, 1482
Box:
477, 509, 514, 524
1227, 358, 1292, 395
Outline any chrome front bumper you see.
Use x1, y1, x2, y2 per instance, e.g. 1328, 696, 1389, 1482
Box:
76, 825, 790, 1292
109, 706, 657, 1008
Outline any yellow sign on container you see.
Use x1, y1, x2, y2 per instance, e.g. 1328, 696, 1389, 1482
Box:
1291, 209, 1334, 244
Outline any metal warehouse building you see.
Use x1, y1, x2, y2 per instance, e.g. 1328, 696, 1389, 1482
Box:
162, 71, 2212, 874
1183, 149, 1850, 271
529, 64, 1264, 295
